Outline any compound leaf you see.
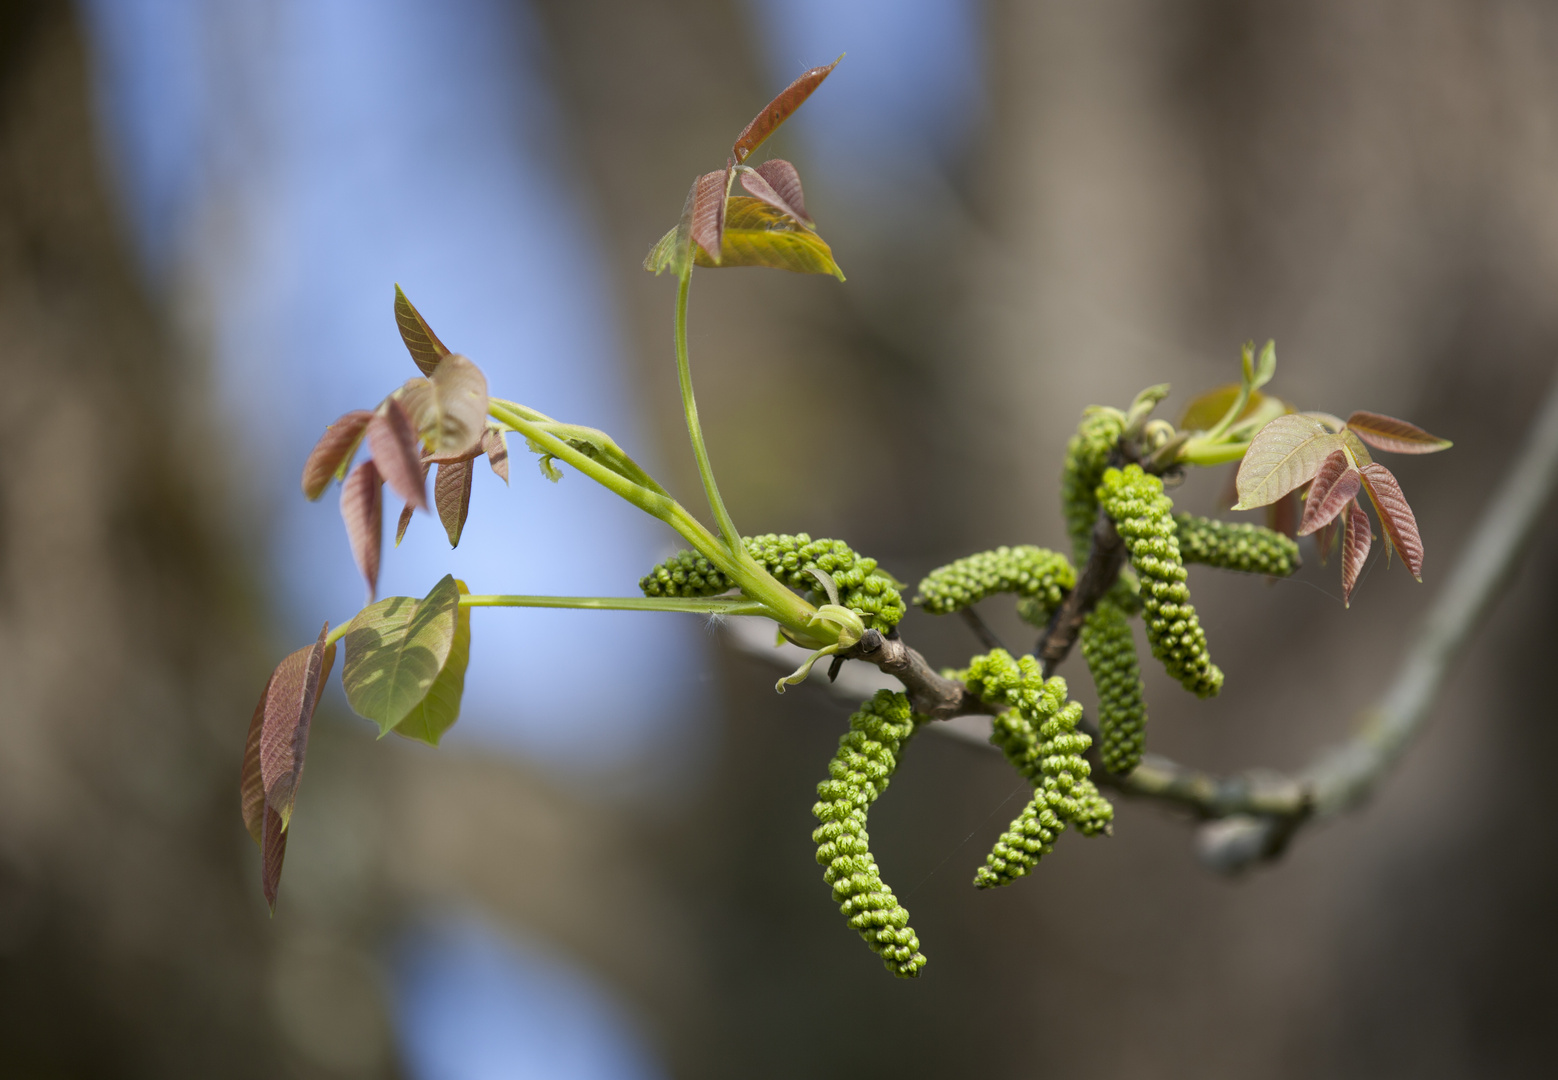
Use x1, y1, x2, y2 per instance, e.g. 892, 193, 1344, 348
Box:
342, 574, 461, 734
301, 410, 373, 500
435, 458, 474, 546
1235, 413, 1345, 510
732, 57, 841, 163
1298, 449, 1362, 536
340, 460, 383, 600
396, 580, 471, 747
369, 401, 429, 511
395, 284, 450, 376
1346, 411, 1453, 455
692, 197, 843, 279
1359, 462, 1424, 580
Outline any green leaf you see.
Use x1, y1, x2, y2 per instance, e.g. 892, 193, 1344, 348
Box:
691, 197, 844, 279
342, 574, 461, 734
400, 354, 490, 458
1346, 411, 1453, 454
732, 56, 841, 164
1249, 340, 1276, 391
1234, 413, 1345, 510
396, 580, 471, 747
395, 284, 450, 376
1181, 384, 1272, 432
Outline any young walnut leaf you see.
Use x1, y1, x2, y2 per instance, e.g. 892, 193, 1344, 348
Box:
1299, 449, 1362, 536
435, 458, 474, 546
394, 284, 450, 376
341, 459, 383, 600
691, 197, 844, 279
1342, 498, 1372, 606
341, 574, 461, 734
741, 161, 811, 225
368, 400, 428, 511
395, 502, 415, 547
240, 671, 274, 846
1346, 411, 1453, 455
258, 623, 335, 832
1359, 462, 1425, 579
261, 805, 288, 913
1234, 413, 1346, 510
732, 56, 841, 163
483, 428, 509, 484
1314, 514, 1340, 566
396, 580, 472, 747
301, 409, 373, 500
690, 168, 731, 263
402, 354, 490, 458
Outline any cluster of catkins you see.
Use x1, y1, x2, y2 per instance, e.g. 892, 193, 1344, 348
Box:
638, 410, 1299, 977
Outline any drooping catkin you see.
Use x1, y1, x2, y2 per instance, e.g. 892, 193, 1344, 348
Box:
1061, 408, 1126, 563
1079, 597, 1148, 775
1099, 465, 1223, 698
914, 546, 1075, 622
1174, 513, 1299, 577
640, 533, 906, 632
958, 651, 1113, 888
811, 690, 926, 977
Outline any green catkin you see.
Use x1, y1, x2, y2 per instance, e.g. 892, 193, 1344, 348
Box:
639, 533, 906, 632
1079, 597, 1148, 775
913, 546, 1075, 621
1099, 465, 1224, 698
811, 690, 927, 978
958, 651, 1114, 888
1061, 408, 1126, 563
1174, 513, 1300, 577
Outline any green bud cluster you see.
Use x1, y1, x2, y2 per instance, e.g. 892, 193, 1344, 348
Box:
1061, 408, 1126, 562
1174, 513, 1299, 577
913, 546, 1075, 621
1099, 465, 1223, 698
639, 533, 905, 631
958, 650, 1113, 888
811, 690, 927, 978
1079, 597, 1147, 775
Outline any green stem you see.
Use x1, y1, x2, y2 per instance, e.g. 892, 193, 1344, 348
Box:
674, 268, 743, 554
460, 594, 772, 615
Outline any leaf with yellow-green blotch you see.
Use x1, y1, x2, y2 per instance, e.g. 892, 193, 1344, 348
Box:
1234, 413, 1345, 510
342, 574, 461, 734
394, 284, 450, 376
691, 197, 844, 279
395, 580, 471, 747
1180, 385, 1274, 433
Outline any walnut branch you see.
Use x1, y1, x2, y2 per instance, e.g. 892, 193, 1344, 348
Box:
1038, 508, 1125, 672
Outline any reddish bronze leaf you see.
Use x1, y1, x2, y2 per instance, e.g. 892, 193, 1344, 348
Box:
755, 159, 810, 223
395, 284, 450, 376
340, 459, 383, 600
690, 168, 730, 264
741, 161, 811, 225
261, 805, 287, 914
483, 428, 509, 484
732, 57, 841, 163
1346, 411, 1453, 455
435, 458, 474, 547
1341, 498, 1372, 607
1267, 489, 1300, 540
240, 670, 274, 846
258, 624, 333, 831
1314, 514, 1340, 566
395, 502, 415, 547
368, 400, 428, 512
301, 409, 373, 501
1359, 462, 1425, 580
1298, 450, 1362, 536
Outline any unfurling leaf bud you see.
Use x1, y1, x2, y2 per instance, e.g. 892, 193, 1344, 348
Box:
1173, 513, 1300, 577
914, 546, 1075, 621
1099, 465, 1223, 698
1079, 598, 1148, 775
811, 691, 926, 978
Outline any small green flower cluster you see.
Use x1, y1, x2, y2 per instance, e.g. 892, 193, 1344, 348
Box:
811, 690, 927, 978
639, 533, 905, 631
1175, 513, 1300, 577
958, 651, 1113, 888
913, 546, 1075, 619
1079, 597, 1148, 774
1099, 465, 1223, 698
1061, 407, 1126, 562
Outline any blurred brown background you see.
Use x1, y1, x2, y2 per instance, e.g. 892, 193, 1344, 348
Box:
2, 0, 1556, 1075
